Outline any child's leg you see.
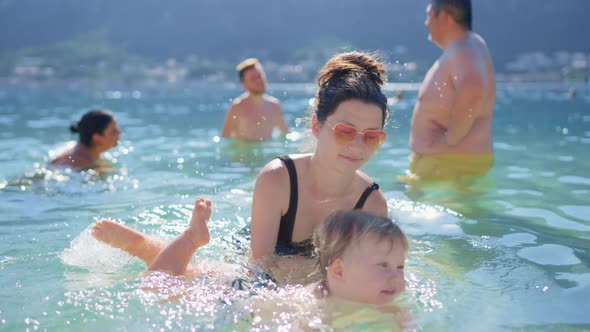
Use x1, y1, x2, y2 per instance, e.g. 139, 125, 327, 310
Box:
147, 198, 212, 276
92, 220, 166, 267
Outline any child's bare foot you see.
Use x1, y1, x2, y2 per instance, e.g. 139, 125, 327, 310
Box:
92, 219, 165, 266
185, 198, 212, 248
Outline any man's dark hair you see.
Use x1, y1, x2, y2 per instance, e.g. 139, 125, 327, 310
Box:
431, 0, 472, 30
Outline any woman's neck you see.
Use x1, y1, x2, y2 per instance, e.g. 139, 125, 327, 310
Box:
76, 143, 101, 163
307, 154, 355, 196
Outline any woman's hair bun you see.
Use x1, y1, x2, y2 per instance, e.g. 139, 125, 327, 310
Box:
69, 122, 80, 133
317, 52, 386, 88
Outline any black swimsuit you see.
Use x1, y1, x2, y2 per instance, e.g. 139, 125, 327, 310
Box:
274, 155, 380, 256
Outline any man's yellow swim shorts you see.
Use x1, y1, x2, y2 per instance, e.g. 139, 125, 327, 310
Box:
400, 152, 494, 182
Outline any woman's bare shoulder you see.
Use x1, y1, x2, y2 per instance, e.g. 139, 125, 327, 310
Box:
258, 154, 310, 178
355, 170, 387, 216
50, 151, 94, 169
256, 158, 290, 190
355, 169, 375, 186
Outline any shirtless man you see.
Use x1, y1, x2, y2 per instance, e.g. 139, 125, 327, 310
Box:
221, 58, 290, 141
406, 0, 495, 182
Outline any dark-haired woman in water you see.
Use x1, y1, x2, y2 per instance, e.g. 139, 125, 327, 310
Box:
50, 109, 121, 170
249, 51, 391, 281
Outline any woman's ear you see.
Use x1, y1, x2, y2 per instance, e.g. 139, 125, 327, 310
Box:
91, 132, 105, 147
311, 114, 320, 138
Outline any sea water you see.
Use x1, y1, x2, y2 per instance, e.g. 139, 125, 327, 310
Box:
0, 82, 588, 331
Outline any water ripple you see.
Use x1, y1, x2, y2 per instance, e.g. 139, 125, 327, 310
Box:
26, 117, 69, 129
494, 142, 527, 151
499, 233, 537, 247
558, 176, 590, 186
518, 244, 581, 266
0, 114, 19, 125
497, 189, 543, 197
508, 207, 590, 232
558, 205, 590, 222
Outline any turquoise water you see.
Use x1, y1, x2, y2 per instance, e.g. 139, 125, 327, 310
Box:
1, 82, 589, 331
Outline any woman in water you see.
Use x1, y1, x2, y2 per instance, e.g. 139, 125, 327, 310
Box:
249, 51, 390, 281
50, 109, 121, 170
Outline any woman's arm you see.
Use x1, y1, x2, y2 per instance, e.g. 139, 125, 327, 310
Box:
250, 159, 289, 264
367, 190, 388, 217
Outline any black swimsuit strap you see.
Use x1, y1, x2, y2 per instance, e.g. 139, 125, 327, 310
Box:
354, 182, 379, 210
276, 155, 298, 244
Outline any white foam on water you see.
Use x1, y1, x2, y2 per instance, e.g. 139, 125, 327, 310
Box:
60, 226, 135, 273
389, 199, 463, 236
